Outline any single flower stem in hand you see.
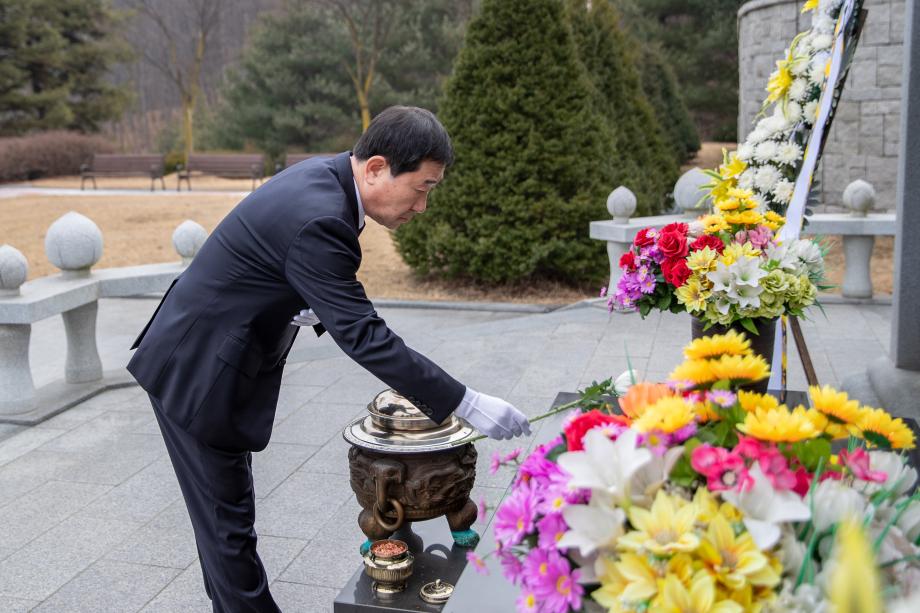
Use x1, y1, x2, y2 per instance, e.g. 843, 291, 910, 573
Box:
457, 398, 585, 446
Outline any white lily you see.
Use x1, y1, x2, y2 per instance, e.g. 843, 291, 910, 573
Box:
733, 282, 764, 310
811, 479, 867, 533
629, 446, 684, 506
558, 492, 626, 557
863, 450, 917, 497
557, 429, 652, 503
729, 257, 768, 288
613, 369, 641, 396
721, 464, 811, 550
707, 262, 734, 294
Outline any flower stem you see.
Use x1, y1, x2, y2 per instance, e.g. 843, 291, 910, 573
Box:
457, 398, 585, 446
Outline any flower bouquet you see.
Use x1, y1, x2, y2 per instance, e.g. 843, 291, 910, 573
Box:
607, 202, 825, 335
477, 331, 920, 612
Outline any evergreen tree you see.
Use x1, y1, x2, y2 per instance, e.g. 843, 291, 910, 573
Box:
394, 0, 615, 284
567, 0, 677, 215
638, 41, 701, 163
0, 0, 130, 136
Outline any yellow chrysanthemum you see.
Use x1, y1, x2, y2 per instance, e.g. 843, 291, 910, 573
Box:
723, 210, 764, 227
719, 152, 747, 179
802, 0, 819, 13
737, 390, 779, 412
764, 210, 785, 225
619, 491, 701, 556
767, 56, 794, 103
592, 555, 630, 612
658, 570, 743, 613
669, 359, 716, 386
708, 354, 771, 383
720, 242, 761, 265
715, 196, 741, 212
857, 407, 916, 450
701, 214, 730, 234
697, 514, 780, 591
693, 489, 743, 525
632, 396, 697, 434
829, 519, 883, 613
675, 277, 711, 313
686, 248, 719, 274
809, 385, 862, 438
737, 405, 820, 442
612, 552, 694, 605
684, 330, 752, 360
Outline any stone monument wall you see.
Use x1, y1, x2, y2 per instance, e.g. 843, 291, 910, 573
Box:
738, 0, 904, 211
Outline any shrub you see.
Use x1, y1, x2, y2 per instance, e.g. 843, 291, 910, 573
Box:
0, 131, 114, 182
394, 0, 616, 284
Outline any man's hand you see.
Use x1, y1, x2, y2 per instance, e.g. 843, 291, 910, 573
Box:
454, 387, 531, 440
291, 308, 320, 327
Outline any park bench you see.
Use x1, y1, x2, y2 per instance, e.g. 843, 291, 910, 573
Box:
80, 154, 166, 191
177, 153, 266, 191
275, 152, 335, 173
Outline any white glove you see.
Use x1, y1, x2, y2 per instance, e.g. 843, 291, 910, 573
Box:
291, 308, 320, 327
454, 387, 531, 440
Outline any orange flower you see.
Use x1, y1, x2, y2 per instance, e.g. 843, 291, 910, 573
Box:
618, 382, 674, 420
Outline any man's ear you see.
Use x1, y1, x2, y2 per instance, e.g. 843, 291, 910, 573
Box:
364, 155, 389, 184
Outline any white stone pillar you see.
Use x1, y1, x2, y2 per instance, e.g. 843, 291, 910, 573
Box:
840, 235, 875, 298
605, 187, 636, 293
0, 245, 34, 413
62, 302, 103, 384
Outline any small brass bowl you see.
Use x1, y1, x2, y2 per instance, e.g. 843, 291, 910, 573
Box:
363, 539, 414, 594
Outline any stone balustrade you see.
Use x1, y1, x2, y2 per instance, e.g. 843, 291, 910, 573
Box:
590, 174, 896, 301
0, 214, 207, 424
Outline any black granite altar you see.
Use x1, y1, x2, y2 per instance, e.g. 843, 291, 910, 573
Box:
333, 518, 471, 612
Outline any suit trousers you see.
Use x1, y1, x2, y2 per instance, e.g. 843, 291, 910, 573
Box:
150, 395, 281, 613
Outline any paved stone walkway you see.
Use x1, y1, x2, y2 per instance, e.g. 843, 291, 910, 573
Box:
0, 297, 896, 611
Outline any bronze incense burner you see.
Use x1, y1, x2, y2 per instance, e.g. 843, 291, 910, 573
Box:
343, 390, 480, 554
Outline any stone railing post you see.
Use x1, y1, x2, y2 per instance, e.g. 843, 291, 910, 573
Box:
673, 167, 713, 218
0, 245, 35, 412
46, 212, 105, 383
172, 220, 208, 266
605, 186, 636, 293
841, 179, 877, 299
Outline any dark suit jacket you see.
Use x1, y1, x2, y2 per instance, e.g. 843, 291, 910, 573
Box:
127, 152, 465, 451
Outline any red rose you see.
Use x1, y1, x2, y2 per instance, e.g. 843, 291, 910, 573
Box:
661, 258, 691, 287
661, 222, 689, 235
619, 251, 637, 271
657, 230, 688, 259
634, 228, 656, 248
690, 235, 725, 254
563, 409, 629, 452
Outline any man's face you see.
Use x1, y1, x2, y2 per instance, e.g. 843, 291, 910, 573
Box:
360, 156, 444, 230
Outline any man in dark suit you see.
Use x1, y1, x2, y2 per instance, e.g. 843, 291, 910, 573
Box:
127, 106, 530, 612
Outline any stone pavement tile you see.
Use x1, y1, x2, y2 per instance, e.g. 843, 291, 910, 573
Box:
510, 362, 589, 399
456, 353, 531, 398
279, 537, 363, 589
54, 432, 166, 486
0, 480, 111, 551
470, 484, 511, 528
259, 534, 308, 583
0, 450, 82, 508
300, 435, 352, 476
270, 580, 337, 613
309, 371, 390, 406
825, 337, 889, 381
0, 514, 139, 601
580, 354, 647, 387
281, 356, 352, 387
811, 305, 878, 340
256, 471, 354, 541
311, 495, 365, 545
274, 385, 326, 423
31, 559, 180, 613
76, 457, 180, 523
271, 402, 366, 447
33, 403, 108, 431
0, 424, 26, 445
253, 442, 320, 500
0, 596, 39, 611
38, 411, 155, 454
0, 427, 68, 468
861, 305, 892, 349
105, 500, 198, 569
138, 563, 212, 613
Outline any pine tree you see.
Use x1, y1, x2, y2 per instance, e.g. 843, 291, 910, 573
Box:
567, 0, 677, 215
0, 0, 130, 136
394, 0, 616, 284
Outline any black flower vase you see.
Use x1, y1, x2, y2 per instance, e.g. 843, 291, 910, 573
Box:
690, 316, 777, 394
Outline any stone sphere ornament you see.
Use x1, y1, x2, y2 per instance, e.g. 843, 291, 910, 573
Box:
607, 186, 637, 223
842, 179, 876, 218
674, 167, 712, 217
0, 244, 28, 296
172, 220, 208, 265
44, 212, 103, 278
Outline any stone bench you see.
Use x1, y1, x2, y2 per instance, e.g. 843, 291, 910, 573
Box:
590, 177, 896, 300
0, 213, 208, 424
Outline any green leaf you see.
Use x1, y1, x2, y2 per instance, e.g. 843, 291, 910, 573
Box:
792, 438, 833, 471
639, 302, 652, 318
863, 430, 892, 450
544, 441, 569, 463
657, 292, 672, 310
739, 317, 759, 336
668, 455, 699, 488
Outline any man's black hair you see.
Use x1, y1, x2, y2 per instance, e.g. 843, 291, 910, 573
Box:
353, 106, 453, 176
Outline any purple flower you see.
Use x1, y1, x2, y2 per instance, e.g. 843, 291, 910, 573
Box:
707, 390, 737, 408
524, 549, 583, 613
490, 451, 502, 475
639, 275, 656, 294
503, 448, 523, 463
599, 286, 608, 298
477, 496, 489, 524
466, 550, 489, 575
516, 590, 540, 613
493, 482, 537, 547
672, 422, 698, 443
638, 430, 673, 456
537, 513, 568, 549
498, 548, 524, 585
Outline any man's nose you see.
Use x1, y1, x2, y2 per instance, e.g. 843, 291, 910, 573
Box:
412, 195, 428, 213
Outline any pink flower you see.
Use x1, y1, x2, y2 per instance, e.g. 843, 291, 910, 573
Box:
734, 435, 764, 459
757, 448, 797, 490
839, 448, 888, 483
707, 390, 737, 408
792, 466, 812, 497
524, 549, 583, 613
516, 589, 540, 613
494, 482, 537, 547
490, 451, 502, 475
466, 550, 489, 575
668, 379, 697, 393
498, 548, 524, 585
537, 513, 568, 549
478, 496, 489, 524
691, 444, 751, 492
599, 286, 608, 298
